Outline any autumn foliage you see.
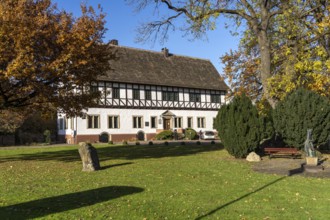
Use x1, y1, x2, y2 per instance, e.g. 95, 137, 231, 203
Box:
0, 110, 26, 134
219, 2, 330, 105
221, 48, 261, 101
0, 0, 113, 116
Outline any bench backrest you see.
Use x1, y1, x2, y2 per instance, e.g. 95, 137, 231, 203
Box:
264, 147, 298, 153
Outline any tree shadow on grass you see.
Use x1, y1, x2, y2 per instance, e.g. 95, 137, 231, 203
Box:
101, 162, 133, 170
99, 144, 223, 160
195, 176, 286, 220
0, 186, 144, 220
0, 144, 223, 163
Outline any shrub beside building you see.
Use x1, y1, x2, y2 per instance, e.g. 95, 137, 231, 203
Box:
215, 94, 273, 158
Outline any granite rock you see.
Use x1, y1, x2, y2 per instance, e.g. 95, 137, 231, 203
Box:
78, 142, 101, 171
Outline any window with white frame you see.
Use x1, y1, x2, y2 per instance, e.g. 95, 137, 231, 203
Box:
151, 116, 157, 128
211, 94, 221, 103
133, 89, 140, 100
162, 91, 179, 101
197, 117, 205, 128
108, 115, 120, 129
70, 118, 74, 130
88, 84, 99, 104
145, 90, 152, 100
189, 93, 201, 102
65, 117, 68, 129
59, 118, 64, 130
187, 117, 193, 128
112, 88, 120, 99
174, 117, 183, 128
133, 116, 143, 128
87, 115, 100, 129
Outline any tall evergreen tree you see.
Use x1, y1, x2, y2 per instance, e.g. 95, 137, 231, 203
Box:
273, 88, 330, 149
215, 94, 273, 158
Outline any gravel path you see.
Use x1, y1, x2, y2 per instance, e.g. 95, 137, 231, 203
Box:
253, 155, 330, 178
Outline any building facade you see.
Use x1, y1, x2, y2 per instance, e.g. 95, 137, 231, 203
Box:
58, 41, 228, 143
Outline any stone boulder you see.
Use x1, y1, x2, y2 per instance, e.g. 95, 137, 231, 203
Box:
246, 152, 261, 162
78, 142, 101, 171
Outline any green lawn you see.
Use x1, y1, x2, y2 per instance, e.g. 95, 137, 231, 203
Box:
1, 143, 329, 220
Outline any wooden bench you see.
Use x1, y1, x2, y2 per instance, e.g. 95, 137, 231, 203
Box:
264, 147, 301, 159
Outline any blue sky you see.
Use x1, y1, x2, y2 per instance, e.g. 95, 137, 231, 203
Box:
53, 0, 240, 73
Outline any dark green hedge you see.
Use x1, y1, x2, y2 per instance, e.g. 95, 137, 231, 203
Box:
215, 94, 273, 158
155, 130, 173, 140
273, 88, 330, 149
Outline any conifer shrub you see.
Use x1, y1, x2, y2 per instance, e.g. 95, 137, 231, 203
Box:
196, 141, 201, 145
135, 141, 140, 145
155, 130, 173, 140
108, 140, 114, 145
184, 128, 197, 140
122, 140, 128, 145
148, 141, 153, 145
273, 88, 330, 149
214, 94, 273, 158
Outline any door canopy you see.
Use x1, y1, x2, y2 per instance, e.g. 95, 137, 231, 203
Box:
161, 110, 176, 119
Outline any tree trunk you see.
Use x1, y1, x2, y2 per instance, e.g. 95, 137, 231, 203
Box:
254, 2, 276, 108
258, 30, 276, 108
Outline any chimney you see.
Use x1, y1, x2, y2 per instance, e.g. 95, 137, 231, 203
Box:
109, 39, 118, 45
161, 47, 169, 57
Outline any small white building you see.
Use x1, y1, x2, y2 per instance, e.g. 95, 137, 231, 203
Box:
58, 41, 228, 144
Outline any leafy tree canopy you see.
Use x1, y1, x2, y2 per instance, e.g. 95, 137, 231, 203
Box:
131, 0, 329, 107
221, 1, 329, 103
0, 109, 26, 134
0, 0, 114, 116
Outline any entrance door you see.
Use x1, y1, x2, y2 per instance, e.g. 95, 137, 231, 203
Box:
164, 119, 171, 130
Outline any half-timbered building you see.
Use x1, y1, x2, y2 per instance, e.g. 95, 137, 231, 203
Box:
58, 40, 228, 143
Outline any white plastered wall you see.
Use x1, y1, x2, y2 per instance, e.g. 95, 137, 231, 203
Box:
58, 108, 219, 136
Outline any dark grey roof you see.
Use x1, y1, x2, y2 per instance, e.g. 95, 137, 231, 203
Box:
99, 45, 228, 91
